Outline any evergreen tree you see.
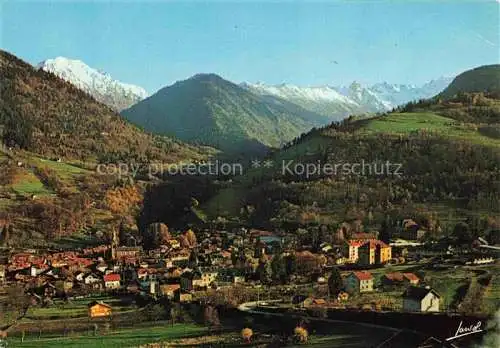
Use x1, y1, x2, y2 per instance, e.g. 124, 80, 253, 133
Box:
271, 255, 287, 283
328, 267, 343, 298
379, 217, 391, 244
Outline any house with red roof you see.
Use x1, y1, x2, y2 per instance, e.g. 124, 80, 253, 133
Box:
103, 273, 121, 289
344, 271, 374, 294
344, 240, 366, 263
160, 284, 181, 299
382, 272, 419, 287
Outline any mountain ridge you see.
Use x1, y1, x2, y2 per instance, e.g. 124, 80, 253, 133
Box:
121, 73, 329, 154
439, 64, 500, 99
243, 77, 453, 120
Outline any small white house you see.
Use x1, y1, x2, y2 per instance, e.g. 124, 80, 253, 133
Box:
403, 286, 440, 312
75, 272, 85, 282
84, 273, 102, 285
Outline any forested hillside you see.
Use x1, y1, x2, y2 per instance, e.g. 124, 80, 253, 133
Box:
0, 50, 209, 163
121, 73, 329, 154
138, 89, 500, 246
0, 50, 214, 247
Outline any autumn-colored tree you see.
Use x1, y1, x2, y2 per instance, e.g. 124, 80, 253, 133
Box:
294, 326, 308, 343
104, 185, 143, 216
185, 229, 197, 247
179, 234, 189, 249
241, 327, 253, 343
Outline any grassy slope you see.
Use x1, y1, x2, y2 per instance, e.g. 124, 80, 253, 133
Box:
11, 323, 207, 348
362, 112, 499, 146
0, 151, 109, 246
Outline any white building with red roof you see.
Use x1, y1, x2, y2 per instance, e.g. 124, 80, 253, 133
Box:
103, 273, 121, 289
344, 271, 374, 293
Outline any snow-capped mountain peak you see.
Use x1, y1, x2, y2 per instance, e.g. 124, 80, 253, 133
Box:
37, 57, 148, 111
243, 77, 453, 121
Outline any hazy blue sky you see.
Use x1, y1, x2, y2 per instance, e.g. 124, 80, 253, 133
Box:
2, 1, 499, 93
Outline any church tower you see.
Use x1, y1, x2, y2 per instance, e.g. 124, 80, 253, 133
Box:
111, 228, 119, 261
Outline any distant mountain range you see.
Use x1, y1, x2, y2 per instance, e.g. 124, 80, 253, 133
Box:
37, 56, 452, 120
35, 56, 453, 152
121, 73, 329, 154
121, 73, 452, 152
243, 77, 453, 120
37, 57, 148, 111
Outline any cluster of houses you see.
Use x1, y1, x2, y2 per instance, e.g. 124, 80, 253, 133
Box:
0, 223, 496, 315
0, 228, 272, 304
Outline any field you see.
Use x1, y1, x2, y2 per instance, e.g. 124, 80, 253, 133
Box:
9, 323, 208, 348
363, 112, 500, 146
11, 169, 53, 196
482, 267, 500, 312
24, 295, 136, 320
8, 321, 417, 348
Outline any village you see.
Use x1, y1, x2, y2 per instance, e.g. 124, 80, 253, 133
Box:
1, 217, 498, 331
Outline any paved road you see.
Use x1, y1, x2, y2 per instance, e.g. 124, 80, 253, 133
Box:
237, 300, 432, 348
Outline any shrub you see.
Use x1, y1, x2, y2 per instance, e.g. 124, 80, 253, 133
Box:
241, 327, 253, 343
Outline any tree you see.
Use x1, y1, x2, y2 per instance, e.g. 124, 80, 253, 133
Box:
452, 222, 472, 245
328, 267, 343, 298
0, 285, 31, 332
285, 254, 297, 279
379, 218, 391, 244
2, 111, 33, 150
256, 260, 272, 285
203, 305, 220, 330
146, 304, 165, 322
118, 221, 128, 246
241, 327, 253, 343
142, 222, 170, 249
0, 225, 10, 246
185, 229, 197, 248
188, 249, 199, 268
271, 255, 287, 283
